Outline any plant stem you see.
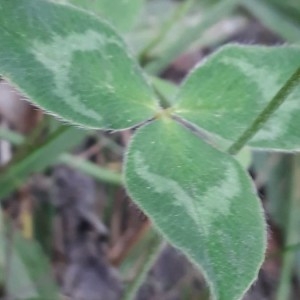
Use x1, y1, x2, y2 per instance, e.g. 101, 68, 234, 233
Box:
267, 241, 300, 261
0, 126, 86, 199
0, 127, 123, 186
123, 234, 163, 300
58, 154, 123, 186
228, 67, 300, 155
0, 128, 24, 145
276, 154, 300, 300
138, 0, 195, 66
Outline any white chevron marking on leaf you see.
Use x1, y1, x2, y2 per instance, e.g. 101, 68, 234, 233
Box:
31, 30, 111, 120
133, 151, 240, 235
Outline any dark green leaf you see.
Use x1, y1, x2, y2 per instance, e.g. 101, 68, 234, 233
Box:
173, 45, 300, 150
124, 119, 266, 300
0, 0, 158, 130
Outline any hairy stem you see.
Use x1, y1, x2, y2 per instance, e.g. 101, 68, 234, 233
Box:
228, 67, 300, 155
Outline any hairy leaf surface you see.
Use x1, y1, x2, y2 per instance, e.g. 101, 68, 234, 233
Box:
173, 45, 300, 150
0, 0, 157, 129
124, 119, 266, 300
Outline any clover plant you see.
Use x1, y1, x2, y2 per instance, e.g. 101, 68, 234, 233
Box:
1, 0, 300, 299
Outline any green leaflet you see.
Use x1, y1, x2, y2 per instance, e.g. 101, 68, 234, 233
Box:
124, 119, 266, 300
0, 0, 158, 130
173, 45, 300, 150
68, 0, 144, 32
